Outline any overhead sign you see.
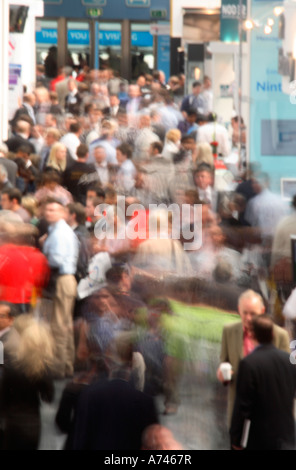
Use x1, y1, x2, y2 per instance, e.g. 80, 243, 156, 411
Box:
126, 0, 150, 7
150, 9, 167, 19
36, 28, 153, 47
82, 0, 106, 4
220, 0, 247, 42
221, 0, 247, 19
86, 7, 103, 17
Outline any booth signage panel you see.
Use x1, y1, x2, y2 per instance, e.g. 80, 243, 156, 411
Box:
43, 0, 169, 20
36, 28, 153, 47
249, 0, 296, 193
220, 0, 247, 42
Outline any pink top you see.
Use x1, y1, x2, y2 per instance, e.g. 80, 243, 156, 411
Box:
243, 328, 255, 357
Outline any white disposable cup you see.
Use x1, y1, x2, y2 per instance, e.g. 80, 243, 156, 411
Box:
220, 362, 232, 382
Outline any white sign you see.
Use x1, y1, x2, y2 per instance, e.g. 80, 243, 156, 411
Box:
221, 3, 247, 19
171, 0, 221, 37
150, 23, 171, 36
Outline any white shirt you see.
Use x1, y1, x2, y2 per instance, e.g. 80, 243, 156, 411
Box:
197, 122, 231, 157
95, 160, 110, 187
133, 128, 161, 162
116, 159, 136, 193
245, 189, 288, 239
201, 89, 214, 115
198, 186, 213, 204
60, 133, 81, 160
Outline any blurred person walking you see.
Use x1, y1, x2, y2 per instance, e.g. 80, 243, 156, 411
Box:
0, 315, 55, 450
72, 332, 159, 450
217, 289, 290, 429
230, 315, 296, 450
42, 199, 79, 379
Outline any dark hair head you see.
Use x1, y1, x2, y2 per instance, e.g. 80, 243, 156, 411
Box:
187, 108, 198, 117
150, 141, 163, 154
232, 115, 245, 125
181, 135, 195, 144
2, 188, 22, 204
208, 113, 217, 122
16, 144, 32, 156
41, 170, 61, 186
194, 163, 214, 175
173, 148, 187, 164
116, 142, 133, 159
251, 315, 274, 344
69, 121, 82, 134
67, 202, 86, 225
87, 184, 105, 199
76, 144, 89, 159
196, 113, 209, 123
105, 265, 129, 285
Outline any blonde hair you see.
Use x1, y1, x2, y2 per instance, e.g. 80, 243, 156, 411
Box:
47, 142, 67, 172
46, 127, 61, 140
196, 142, 214, 168
6, 315, 55, 379
165, 129, 181, 144
22, 196, 38, 218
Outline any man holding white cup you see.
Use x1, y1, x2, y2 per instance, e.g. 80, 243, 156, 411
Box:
217, 289, 290, 429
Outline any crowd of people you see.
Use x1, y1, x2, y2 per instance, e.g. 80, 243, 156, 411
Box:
0, 62, 295, 451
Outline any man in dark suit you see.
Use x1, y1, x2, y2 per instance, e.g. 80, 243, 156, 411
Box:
0, 302, 15, 450
72, 332, 159, 450
193, 164, 219, 213
64, 79, 83, 116
0, 144, 17, 186
217, 289, 290, 428
230, 314, 296, 450
5, 120, 36, 155
181, 81, 205, 116
10, 93, 36, 129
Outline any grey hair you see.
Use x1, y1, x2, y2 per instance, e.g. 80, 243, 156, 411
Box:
238, 289, 264, 309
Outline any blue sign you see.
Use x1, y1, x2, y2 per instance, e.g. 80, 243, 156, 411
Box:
126, 0, 150, 7
43, 0, 170, 21
43, 0, 62, 4
82, 0, 106, 5
36, 28, 153, 47
249, 0, 296, 193
157, 32, 170, 82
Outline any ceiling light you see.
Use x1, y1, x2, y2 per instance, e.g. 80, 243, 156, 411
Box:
273, 6, 284, 17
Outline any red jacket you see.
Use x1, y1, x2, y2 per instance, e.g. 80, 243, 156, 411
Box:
0, 244, 50, 304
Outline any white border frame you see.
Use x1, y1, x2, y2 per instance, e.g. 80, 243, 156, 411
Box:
281, 178, 296, 201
